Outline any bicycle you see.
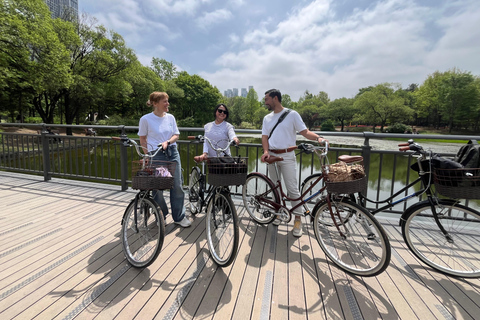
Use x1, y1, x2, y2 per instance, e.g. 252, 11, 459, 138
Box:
187, 135, 245, 267
357, 139, 480, 278
112, 136, 174, 268
242, 142, 391, 277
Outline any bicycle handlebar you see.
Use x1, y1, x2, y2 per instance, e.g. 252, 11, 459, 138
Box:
189, 135, 238, 156
112, 136, 164, 159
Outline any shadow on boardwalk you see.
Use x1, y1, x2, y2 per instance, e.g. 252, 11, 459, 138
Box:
0, 171, 479, 319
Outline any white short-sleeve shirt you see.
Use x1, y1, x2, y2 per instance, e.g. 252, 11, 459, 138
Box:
203, 121, 237, 157
261, 109, 307, 149
138, 112, 180, 152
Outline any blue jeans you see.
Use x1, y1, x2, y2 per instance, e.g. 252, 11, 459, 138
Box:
151, 145, 185, 222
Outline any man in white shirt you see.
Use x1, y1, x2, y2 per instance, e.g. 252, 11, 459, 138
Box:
261, 89, 327, 237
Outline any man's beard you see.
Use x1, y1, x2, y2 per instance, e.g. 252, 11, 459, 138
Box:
266, 104, 273, 111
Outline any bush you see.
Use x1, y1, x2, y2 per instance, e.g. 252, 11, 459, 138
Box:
238, 122, 256, 129
24, 117, 43, 123
387, 123, 411, 133
320, 120, 335, 131
177, 116, 195, 127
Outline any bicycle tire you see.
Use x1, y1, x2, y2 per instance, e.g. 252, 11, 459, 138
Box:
188, 167, 202, 215
402, 199, 480, 278
206, 189, 239, 267
122, 196, 165, 268
313, 198, 391, 277
242, 173, 278, 224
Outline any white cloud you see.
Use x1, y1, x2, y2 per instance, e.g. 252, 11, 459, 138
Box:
143, 0, 213, 17
202, 0, 480, 100
196, 9, 234, 30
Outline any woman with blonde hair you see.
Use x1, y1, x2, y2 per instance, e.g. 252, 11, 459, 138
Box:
138, 91, 191, 227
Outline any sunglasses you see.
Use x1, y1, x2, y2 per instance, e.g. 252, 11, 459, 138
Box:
217, 109, 228, 114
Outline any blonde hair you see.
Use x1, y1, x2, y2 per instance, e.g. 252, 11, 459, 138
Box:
146, 92, 169, 106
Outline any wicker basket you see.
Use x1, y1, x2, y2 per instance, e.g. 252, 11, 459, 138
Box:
324, 161, 367, 194
131, 160, 176, 190
207, 157, 248, 186
433, 168, 480, 199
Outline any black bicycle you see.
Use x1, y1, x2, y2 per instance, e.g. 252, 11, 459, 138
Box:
112, 136, 173, 268
187, 135, 246, 267
358, 139, 480, 277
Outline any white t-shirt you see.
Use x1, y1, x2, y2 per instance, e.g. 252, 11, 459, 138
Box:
138, 112, 180, 152
203, 121, 237, 157
261, 109, 307, 150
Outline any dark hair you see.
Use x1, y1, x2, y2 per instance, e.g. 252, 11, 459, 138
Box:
265, 89, 282, 103
213, 103, 229, 120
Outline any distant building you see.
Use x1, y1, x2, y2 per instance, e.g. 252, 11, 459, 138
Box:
241, 88, 247, 97
224, 86, 254, 98
44, 0, 78, 20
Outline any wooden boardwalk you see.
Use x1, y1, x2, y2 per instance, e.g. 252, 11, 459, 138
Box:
1, 171, 479, 320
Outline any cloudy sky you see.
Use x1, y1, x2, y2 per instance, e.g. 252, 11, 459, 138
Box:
79, 0, 480, 101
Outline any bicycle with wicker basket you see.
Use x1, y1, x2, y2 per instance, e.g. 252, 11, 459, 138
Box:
187, 135, 246, 267
112, 136, 175, 268
357, 139, 480, 278
242, 142, 391, 277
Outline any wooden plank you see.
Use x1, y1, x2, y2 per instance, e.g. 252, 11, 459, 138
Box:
1, 172, 480, 320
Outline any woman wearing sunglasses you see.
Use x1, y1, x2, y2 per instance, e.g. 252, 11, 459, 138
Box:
197, 104, 240, 161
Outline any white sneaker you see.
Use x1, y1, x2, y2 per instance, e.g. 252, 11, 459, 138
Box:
175, 217, 192, 228
293, 219, 303, 237
272, 218, 281, 226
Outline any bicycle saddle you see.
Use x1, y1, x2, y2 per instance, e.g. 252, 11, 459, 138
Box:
338, 155, 363, 163
264, 155, 284, 164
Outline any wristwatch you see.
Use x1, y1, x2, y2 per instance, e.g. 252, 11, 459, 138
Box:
167, 140, 171, 145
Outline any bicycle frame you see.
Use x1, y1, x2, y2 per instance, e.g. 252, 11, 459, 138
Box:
358, 141, 457, 239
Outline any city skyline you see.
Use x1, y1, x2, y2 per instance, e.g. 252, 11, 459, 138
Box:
224, 86, 254, 98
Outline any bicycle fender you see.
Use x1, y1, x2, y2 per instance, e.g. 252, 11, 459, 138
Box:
246, 172, 281, 202
399, 198, 458, 226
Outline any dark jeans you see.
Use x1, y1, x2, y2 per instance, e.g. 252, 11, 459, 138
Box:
151, 145, 185, 222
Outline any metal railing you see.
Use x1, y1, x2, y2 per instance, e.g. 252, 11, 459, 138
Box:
2, 123, 480, 213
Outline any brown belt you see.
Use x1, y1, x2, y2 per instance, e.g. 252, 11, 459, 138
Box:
269, 146, 297, 154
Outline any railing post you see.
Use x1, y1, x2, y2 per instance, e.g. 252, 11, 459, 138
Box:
119, 125, 129, 191
362, 132, 373, 181
41, 124, 51, 181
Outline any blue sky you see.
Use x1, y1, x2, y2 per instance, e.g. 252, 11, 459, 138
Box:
79, 0, 480, 101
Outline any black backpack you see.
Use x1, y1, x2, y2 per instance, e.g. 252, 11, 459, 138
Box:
454, 140, 480, 168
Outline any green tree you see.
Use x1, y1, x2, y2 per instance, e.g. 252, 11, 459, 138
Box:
327, 98, 356, 131
173, 71, 222, 127
416, 69, 480, 132
245, 88, 260, 125
150, 57, 177, 81
0, 0, 73, 123
354, 83, 412, 132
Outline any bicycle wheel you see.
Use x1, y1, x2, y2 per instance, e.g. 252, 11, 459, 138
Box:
242, 173, 278, 224
122, 196, 165, 268
402, 199, 480, 278
206, 189, 239, 267
314, 198, 391, 277
188, 167, 202, 215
